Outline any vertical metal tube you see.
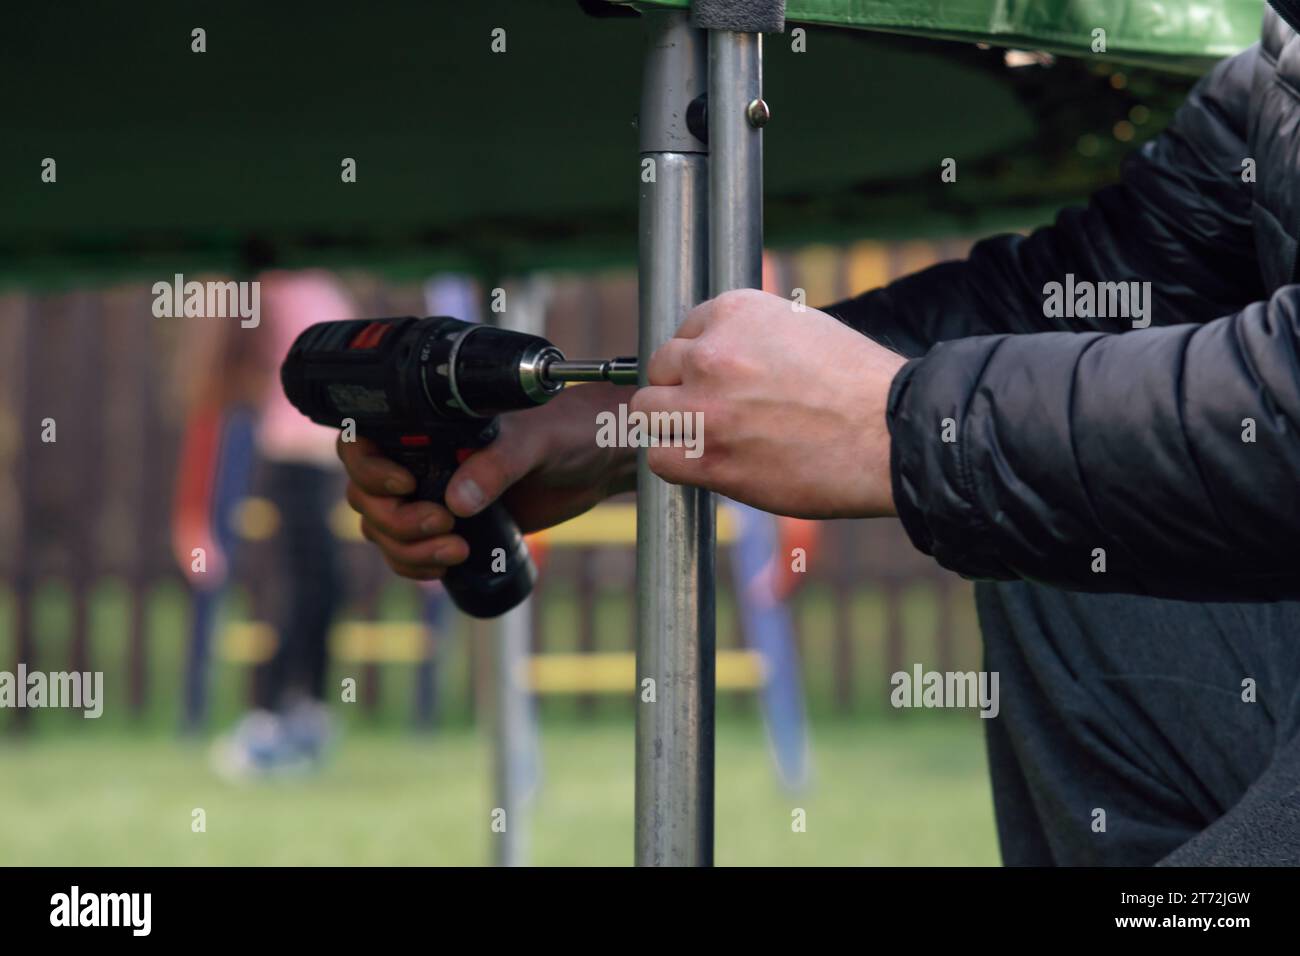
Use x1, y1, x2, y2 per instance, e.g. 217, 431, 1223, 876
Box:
635, 11, 714, 867
708, 31, 764, 295
490, 278, 547, 867
492, 598, 532, 867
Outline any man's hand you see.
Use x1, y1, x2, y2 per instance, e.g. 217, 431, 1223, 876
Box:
633, 289, 907, 519
339, 382, 636, 581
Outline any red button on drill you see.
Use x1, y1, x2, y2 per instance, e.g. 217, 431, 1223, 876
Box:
348, 322, 392, 350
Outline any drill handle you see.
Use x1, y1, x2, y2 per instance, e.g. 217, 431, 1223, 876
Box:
385, 443, 456, 503
375, 436, 536, 619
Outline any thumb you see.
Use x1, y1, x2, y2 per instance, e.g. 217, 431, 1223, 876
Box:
444, 423, 542, 517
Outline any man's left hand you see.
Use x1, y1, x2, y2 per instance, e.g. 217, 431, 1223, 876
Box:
632, 289, 907, 519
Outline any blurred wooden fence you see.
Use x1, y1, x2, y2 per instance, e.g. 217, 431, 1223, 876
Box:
0, 240, 982, 730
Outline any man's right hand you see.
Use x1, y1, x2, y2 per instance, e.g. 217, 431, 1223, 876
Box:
338, 382, 636, 581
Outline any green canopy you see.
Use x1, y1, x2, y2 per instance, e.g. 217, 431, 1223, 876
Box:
0, 0, 1264, 287
645, 0, 1263, 67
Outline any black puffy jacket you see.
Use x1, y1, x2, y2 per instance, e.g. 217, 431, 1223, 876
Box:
827, 4, 1300, 602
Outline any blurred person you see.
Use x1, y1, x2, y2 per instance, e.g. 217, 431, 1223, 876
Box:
173, 242, 353, 777
724, 253, 812, 789
727, 503, 814, 789
335, 2, 1300, 864
171, 290, 263, 733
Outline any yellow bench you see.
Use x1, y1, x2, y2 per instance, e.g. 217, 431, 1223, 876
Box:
220, 624, 765, 692
234, 498, 738, 546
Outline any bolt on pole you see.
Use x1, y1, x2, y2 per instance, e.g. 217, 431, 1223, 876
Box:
635, 10, 715, 867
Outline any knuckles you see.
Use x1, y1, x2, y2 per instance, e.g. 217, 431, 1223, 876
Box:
684, 338, 729, 378
645, 445, 686, 485
627, 388, 651, 418
711, 287, 766, 319
646, 438, 720, 488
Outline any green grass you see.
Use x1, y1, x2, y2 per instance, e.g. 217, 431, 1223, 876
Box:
0, 573, 987, 733
0, 716, 997, 866
0, 573, 994, 864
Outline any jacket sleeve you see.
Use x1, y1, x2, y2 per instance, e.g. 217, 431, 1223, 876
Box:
887, 288, 1300, 601
823, 45, 1264, 358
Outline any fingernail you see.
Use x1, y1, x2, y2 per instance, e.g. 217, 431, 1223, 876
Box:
385, 475, 410, 494
451, 478, 486, 515
432, 545, 461, 565
420, 513, 447, 535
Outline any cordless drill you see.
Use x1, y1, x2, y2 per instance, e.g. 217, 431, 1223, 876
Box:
281, 316, 636, 618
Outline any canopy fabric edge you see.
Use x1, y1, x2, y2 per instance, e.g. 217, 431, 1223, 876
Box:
629, 0, 1261, 69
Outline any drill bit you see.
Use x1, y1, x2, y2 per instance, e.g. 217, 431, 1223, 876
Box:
540, 356, 639, 386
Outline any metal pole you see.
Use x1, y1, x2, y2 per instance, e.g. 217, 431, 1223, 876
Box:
492, 596, 533, 866
708, 31, 765, 294
635, 11, 714, 866
490, 277, 547, 867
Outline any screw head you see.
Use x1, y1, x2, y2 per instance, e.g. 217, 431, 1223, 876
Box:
745, 98, 770, 128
